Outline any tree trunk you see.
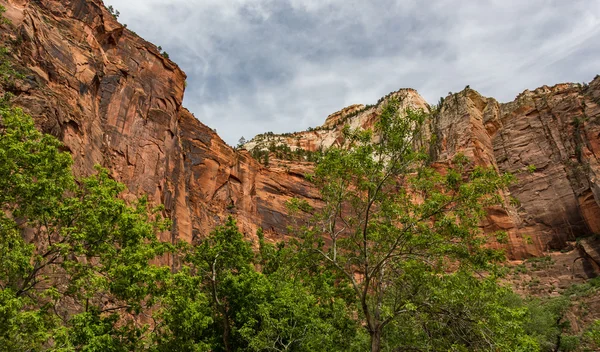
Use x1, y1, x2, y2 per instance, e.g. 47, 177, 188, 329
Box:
221, 309, 232, 352
370, 328, 382, 352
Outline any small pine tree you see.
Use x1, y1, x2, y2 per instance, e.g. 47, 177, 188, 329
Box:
237, 136, 246, 149
106, 5, 120, 19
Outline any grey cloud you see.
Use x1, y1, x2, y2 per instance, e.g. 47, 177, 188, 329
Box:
104, 0, 600, 144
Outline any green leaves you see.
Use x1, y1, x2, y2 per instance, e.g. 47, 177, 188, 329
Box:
152, 218, 364, 352
0, 289, 55, 351
0, 106, 74, 220
2, 55, 594, 351
297, 98, 527, 351
152, 268, 214, 351
0, 106, 175, 350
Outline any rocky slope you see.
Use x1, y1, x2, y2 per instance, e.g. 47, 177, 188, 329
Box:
1, 0, 599, 269
429, 81, 600, 260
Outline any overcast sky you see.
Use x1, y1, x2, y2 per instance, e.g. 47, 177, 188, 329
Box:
104, 0, 600, 145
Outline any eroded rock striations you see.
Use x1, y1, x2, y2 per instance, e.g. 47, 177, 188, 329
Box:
1, 0, 599, 265
434, 82, 600, 259
245, 82, 600, 261
0, 0, 316, 251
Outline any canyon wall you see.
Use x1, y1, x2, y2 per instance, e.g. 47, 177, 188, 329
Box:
0, 0, 315, 248
1, 0, 599, 263
245, 81, 600, 259
435, 82, 600, 259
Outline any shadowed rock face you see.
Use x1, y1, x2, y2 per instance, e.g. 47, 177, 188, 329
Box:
491, 81, 600, 257
1, 0, 599, 261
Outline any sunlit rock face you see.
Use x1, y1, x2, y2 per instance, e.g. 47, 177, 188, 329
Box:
2, 0, 600, 263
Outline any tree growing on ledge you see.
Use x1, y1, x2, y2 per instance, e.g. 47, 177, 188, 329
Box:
106, 5, 120, 19
290, 98, 533, 351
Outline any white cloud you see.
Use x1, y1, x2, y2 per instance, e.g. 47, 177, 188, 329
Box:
104, 0, 600, 145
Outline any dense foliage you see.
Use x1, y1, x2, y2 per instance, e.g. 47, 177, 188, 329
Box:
1, 18, 599, 348
3, 95, 598, 351
286, 99, 535, 351
0, 104, 173, 350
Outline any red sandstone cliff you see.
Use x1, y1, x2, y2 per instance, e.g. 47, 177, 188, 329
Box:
1, 0, 599, 266
0, 0, 317, 247
245, 81, 600, 261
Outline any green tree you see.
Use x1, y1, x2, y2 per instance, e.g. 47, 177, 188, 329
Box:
291, 98, 530, 351
152, 266, 214, 351
249, 228, 365, 352
156, 219, 362, 352
0, 105, 73, 350
0, 104, 173, 350
237, 136, 246, 149
107, 5, 120, 19
182, 217, 255, 351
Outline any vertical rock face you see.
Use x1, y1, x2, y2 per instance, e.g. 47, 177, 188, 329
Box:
492, 80, 600, 256
428, 81, 600, 258
175, 108, 320, 242
0, 0, 318, 246
3, 0, 187, 245
1, 0, 599, 260
246, 80, 600, 259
